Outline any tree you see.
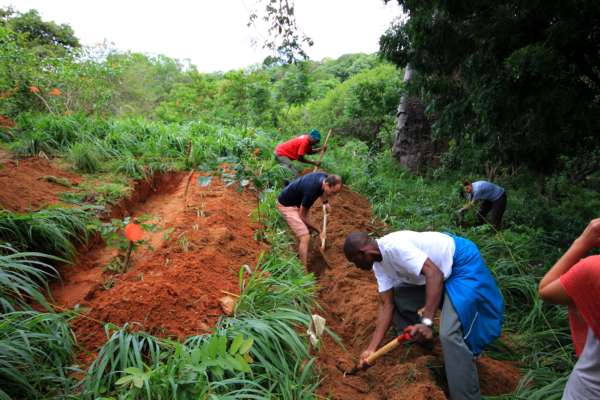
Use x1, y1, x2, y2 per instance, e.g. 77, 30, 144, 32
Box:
1, 8, 79, 55
248, 0, 313, 64
381, 0, 600, 172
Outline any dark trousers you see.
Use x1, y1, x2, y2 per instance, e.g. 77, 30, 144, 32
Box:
477, 192, 507, 229
392, 285, 481, 399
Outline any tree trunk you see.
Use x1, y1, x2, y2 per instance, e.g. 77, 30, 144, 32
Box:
391, 64, 444, 173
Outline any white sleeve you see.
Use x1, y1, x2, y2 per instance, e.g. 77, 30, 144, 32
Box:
373, 264, 395, 293
386, 241, 428, 278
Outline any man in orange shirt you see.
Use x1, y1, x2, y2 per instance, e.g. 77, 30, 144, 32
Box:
274, 129, 326, 176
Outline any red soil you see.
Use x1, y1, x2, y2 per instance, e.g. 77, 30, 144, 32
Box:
3, 154, 520, 395
0, 156, 81, 212
310, 187, 521, 399
0, 115, 16, 128
50, 172, 266, 359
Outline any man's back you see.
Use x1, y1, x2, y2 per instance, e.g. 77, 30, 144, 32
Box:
471, 181, 504, 202
275, 135, 312, 160
278, 172, 326, 209
373, 231, 455, 290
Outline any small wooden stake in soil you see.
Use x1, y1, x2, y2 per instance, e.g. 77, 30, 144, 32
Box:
321, 204, 328, 250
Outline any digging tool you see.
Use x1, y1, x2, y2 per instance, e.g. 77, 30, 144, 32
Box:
342, 330, 413, 377
315, 205, 331, 269
312, 128, 332, 172
320, 204, 328, 250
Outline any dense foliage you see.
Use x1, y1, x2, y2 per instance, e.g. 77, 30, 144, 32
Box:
380, 0, 600, 175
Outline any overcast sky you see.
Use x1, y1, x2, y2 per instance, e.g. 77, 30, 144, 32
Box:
1, 0, 403, 72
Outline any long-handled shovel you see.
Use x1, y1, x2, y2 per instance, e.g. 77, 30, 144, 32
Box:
312, 128, 332, 172
341, 329, 413, 377
320, 204, 328, 251
317, 204, 331, 267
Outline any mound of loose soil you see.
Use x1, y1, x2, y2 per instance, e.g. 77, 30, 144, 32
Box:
51, 172, 266, 359
0, 157, 81, 211
311, 187, 521, 399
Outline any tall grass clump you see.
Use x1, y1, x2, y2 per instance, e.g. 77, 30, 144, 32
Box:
67, 141, 105, 173
82, 323, 164, 398
0, 246, 59, 312
0, 207, 94, 260
0, 311, 75, 400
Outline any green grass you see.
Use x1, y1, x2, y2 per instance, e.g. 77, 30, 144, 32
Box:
0, 246, 60, 312
60, 176, 132, 207
0, 207, 94, 261
67, 141, 105, 173
0, 311, 75, 400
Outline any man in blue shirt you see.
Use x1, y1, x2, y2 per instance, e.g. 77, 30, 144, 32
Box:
277, 172, 342, 268
459, 180, 507, 229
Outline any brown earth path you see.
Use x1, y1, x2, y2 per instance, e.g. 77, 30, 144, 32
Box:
50, 172, 266, 361
310, 187, 521, 399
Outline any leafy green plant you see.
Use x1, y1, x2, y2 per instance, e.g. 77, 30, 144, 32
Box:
99, 216, 156, 273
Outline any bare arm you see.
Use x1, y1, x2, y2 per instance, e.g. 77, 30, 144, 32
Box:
360, 290, 394, 366
299, 206, 319, 233
420, 258, 444, 321
539, 218, 600, 304
311, 145, 326, 154
458, 199, 475, 213
406, 258, 443, 341
297, 155, 319, 166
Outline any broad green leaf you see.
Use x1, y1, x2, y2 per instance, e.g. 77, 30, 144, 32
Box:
115, 376, 134, 386
235, 354, 251, 373
124, 367, 142, 374
239, 337, 254, 354
229, 334, 244, 355
133, 376, 144, 389
217, 335, 227, 356
191, 347, 202, 364
208, 335, 218, 359
224, 354, 242, 371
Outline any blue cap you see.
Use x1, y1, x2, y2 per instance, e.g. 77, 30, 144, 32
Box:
309, 129, 321, 142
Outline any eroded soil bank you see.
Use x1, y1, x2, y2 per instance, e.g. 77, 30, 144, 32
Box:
50, 172, 266, 361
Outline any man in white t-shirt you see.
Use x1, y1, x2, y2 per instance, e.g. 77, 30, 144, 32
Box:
343, 230, 504, 400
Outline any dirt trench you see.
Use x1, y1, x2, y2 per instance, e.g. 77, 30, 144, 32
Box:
50, 171, 266, 362
310, 187, 521, 399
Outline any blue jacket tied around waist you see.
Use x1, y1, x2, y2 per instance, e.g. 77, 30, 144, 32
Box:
444, 234, 504, 355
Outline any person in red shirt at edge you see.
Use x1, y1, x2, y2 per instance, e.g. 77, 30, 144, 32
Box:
274, 129, 326, 177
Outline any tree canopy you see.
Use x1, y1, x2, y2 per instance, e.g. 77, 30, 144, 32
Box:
381, 0, 600, 173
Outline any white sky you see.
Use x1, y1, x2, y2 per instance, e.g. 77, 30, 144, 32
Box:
1, 0, 403, 72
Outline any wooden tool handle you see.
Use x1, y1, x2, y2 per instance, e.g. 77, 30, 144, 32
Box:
365, 332, 412, 364
312, 128, 333, 172
321, 206, 328, 250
